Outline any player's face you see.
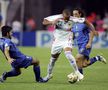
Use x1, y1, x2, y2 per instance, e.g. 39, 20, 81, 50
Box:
63, 13, 70, 20
73, 10, 81, 18
7, 31, 12, 39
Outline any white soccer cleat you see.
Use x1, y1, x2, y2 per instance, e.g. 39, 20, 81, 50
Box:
75, 71, 84, 81
98, 55, 107, 64
43, 74, 53, 82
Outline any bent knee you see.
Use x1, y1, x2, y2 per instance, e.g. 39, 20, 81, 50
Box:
32, 59, 40, 66
75, 55, 84, 68
82, 60, 90, 68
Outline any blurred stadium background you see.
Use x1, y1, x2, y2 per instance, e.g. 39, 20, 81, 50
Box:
0, 0, 108, 90
0, 0, 108, 48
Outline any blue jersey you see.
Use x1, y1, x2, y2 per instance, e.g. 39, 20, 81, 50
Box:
0, 38, 26, 60
72, 23, 90, 44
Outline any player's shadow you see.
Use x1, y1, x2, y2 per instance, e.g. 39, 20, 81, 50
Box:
3, 81, 36, 84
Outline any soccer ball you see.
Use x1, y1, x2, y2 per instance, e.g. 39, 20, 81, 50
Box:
67, 73, 78, 84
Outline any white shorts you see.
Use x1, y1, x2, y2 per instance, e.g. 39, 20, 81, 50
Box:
51, 40, 73, 54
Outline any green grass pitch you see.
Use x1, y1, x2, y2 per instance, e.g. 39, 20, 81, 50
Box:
0, 47, 108, 90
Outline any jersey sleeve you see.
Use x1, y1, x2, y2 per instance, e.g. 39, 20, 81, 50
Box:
4, 39, 11, 48
44, 14, 63, 21
70, 17, 85, 23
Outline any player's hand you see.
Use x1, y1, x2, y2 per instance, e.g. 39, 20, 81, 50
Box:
51, 19, 59, 25
86, 43, 91, 49
8, 58, 15, 64
94, 31, 99, 36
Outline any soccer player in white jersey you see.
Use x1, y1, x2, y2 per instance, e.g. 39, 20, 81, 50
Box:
42, 9, 84, 82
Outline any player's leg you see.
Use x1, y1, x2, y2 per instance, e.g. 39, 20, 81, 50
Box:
82, 55, 107, 68
31, 58, 47, 82
64, 47, 79, 72
0, 68, 21, 83
44, 53, 60, 81
75, 54, 85, 74
77, 46, 106, 68
76, 43, 91, 74
44, 44, 62, 81
31, 58, 52, 82
48, 53, 60, 76
64, 47, 84, 80
30, 58, 42, 82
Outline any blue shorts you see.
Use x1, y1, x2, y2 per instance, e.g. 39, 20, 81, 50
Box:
11, 56, 33, 69
78, 43, 92, 59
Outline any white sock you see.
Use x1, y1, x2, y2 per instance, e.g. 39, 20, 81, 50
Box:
65, 51, 79, 72
47, 57, 56, 76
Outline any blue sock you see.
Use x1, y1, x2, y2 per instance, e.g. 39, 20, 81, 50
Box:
33, 65, 40, 81
89, 57, 97, 65
4, 69, 20, 79
78, 68, 83, 74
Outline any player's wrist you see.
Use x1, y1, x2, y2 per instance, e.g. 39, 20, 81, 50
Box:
7, 58, 13, 61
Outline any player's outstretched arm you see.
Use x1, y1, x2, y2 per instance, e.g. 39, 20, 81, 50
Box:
85, 19, 98, 36
85, 19, 95, 49
86, 30, 94, 49
42, 19, 59, 25
42, 19, 53, 25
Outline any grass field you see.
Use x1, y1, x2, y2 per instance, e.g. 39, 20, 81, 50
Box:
0, 47, 108, 90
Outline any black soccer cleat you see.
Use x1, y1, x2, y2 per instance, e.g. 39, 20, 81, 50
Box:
37, 77, 48, 83
0, 72, 7, 83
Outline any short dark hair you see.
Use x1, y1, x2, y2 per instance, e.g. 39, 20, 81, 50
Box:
1, 26, 12, 36
62, 9, 71, 16
72, 8, 85, 17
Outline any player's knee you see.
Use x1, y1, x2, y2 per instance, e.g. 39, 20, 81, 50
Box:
76, 55, 82, 61
75, 58, 79, 65
82, 63, 88, 68
82, 60, 90, 68
35, 60, 40, 66
36, 60, 40, 65
76, 60, 83, 68
75, 56, 84, 68
32, 59, 40, 66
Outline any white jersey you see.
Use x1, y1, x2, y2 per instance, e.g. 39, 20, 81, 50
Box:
53, 18, 73, 41
44, 14, 85, 54
51, 18, 73, 54
44, 14, 85, 42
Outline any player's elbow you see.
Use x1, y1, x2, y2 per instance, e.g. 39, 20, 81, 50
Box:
90, 30, 95, 36
42, 19, 51, 25
42, 20, 45, 25
42, 19, 47, 25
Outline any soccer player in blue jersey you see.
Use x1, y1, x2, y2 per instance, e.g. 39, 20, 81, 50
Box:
0, 26, 46, 83
72, 8, 106, 75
